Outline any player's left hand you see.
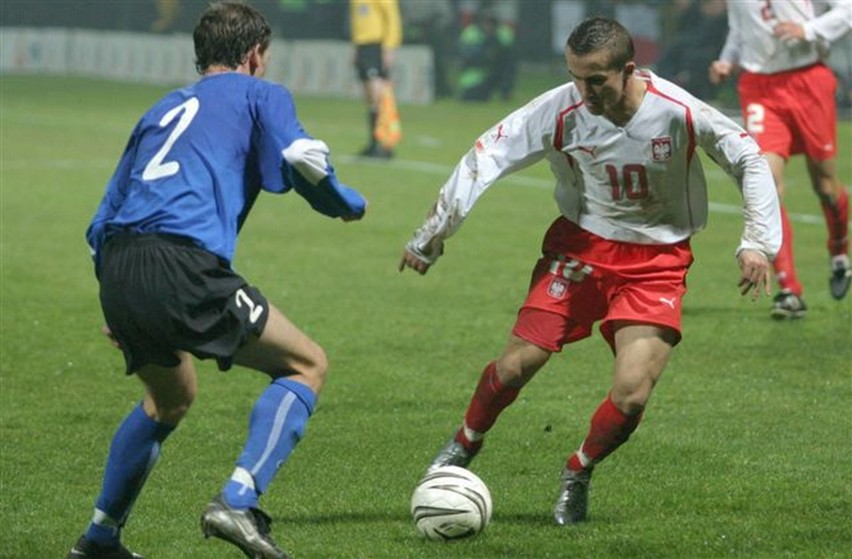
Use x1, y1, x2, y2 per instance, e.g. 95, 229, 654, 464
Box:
773, 21, 805, 42
737, 249, 772, 300
101, 325, 122, 349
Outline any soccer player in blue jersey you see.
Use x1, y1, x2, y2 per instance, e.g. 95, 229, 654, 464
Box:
65, 3, 367, 559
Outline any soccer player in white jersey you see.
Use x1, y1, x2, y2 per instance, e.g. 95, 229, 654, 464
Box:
710, 0, 852, 318
400, 16, 782, 525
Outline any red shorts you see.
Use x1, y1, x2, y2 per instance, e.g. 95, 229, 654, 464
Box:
512, 218, 693, 353
737, 63, 837, 161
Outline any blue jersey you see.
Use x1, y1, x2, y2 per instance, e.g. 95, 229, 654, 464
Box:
87, 72, 365, 268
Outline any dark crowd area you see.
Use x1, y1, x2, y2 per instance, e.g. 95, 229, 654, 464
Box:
2, 0, 850, 109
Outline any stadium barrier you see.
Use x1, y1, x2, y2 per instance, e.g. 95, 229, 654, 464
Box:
0, 27, 435, 104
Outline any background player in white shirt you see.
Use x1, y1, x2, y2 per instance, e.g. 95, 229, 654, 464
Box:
710, 0, 852, 318
400, 16, 781, 525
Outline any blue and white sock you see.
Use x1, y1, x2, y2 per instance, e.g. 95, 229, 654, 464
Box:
86, 403, 174, 547
223, 378, 316, 510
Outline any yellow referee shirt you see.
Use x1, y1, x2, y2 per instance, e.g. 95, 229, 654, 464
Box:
350, 0, 402, 49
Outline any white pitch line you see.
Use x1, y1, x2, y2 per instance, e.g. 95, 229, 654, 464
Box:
2, 155, 842, 226
1, 159, 118, 170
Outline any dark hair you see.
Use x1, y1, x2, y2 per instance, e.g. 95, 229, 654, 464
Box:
565, 16, 635, 70
193, 2, 272, 74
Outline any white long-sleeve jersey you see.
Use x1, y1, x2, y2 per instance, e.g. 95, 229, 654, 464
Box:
406, 71, 782, 265
719, 0, 852, 74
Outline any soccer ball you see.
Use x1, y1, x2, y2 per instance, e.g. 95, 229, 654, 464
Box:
410, 465, 493, 541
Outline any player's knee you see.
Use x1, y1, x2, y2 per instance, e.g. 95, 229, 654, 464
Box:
162, 402, 193, 425
495, 349, 548, 387
145, 391, 195, 426
309, 346, 329, 384
494, 358, 524, 385
812, 176, 839, 202
140, 362, 197, 425
610, 385, 649, 416
616, 396, 646, 417
292, 344, 328, 390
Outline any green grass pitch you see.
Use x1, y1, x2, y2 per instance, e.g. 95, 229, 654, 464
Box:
1, 74, 850, 558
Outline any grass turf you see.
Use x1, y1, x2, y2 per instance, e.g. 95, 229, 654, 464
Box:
1, 74, 850, 558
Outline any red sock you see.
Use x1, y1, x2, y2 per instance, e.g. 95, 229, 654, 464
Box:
567, 395, 642, 472
455, 362, 520, 449
774, 205, 803, 296
821, 187, 849, 256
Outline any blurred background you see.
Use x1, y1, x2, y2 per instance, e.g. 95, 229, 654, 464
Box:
2, 0, 851, 110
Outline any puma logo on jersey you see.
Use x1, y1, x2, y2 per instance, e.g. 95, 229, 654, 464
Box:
571, 145, 597, 158
659, 297, 677, 309
494, 124, 508, 142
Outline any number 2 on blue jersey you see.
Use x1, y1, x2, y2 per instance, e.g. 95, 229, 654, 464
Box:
142, 98, 200, 181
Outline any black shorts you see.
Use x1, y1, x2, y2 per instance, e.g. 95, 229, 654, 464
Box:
354, 43, 388, 81
98, 233, 269, 374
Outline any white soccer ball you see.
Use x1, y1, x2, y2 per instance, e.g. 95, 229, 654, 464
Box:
410, 465, 493, 541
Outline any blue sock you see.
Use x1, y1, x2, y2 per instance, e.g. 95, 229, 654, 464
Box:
85, 404, 174, 547
223, 378, 316, 509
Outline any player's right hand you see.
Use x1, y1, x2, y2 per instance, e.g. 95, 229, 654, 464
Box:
398, 248, 431, 275
708, 60, 732, 85
341, 201, 367, 222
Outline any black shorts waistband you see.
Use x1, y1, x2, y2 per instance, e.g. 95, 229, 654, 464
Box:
105, 231, 199, 248
102, 231, 232, 268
